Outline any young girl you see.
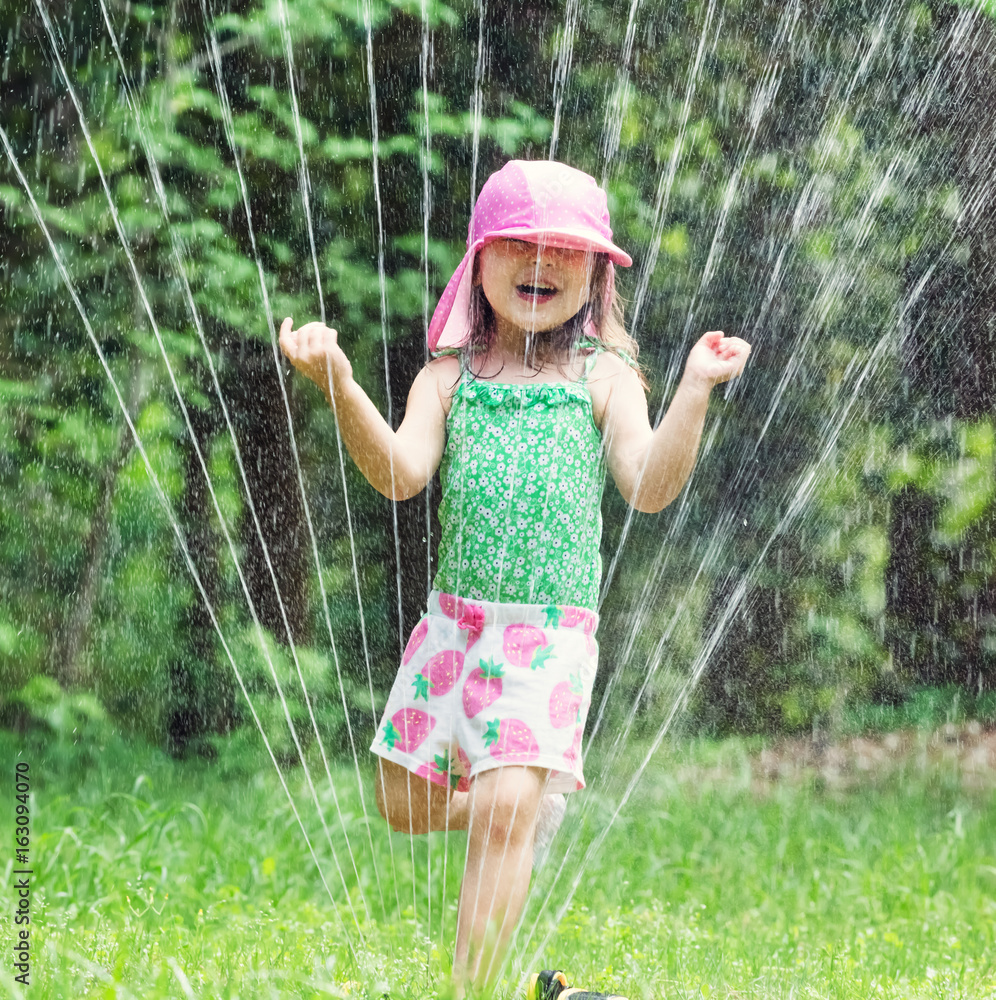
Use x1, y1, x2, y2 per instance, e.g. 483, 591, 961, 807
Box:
279, 160, 750, 998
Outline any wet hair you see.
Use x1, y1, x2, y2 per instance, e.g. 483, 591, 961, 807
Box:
466, 252, 647, 387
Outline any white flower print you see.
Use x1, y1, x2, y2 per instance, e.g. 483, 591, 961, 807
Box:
435, 375, 606, 607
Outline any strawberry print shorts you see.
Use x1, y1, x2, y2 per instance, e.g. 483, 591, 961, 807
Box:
370, 590, 599, 795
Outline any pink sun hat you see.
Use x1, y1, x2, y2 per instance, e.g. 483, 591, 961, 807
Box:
427, 160, 633, 351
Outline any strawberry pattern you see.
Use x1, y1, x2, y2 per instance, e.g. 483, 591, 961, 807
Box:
462, 656, 505, 717
371, 591, 599, 795
503, 624, 554, 670
549, 672, 584, 728
402, 617, 429, 665
484, 717, 541, 761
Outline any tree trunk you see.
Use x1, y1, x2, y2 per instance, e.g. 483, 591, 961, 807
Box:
885, 484, 942, 686
697, 569, 793, 734
53, 351, 146, 689
167, 401, 234, 753
227, 334, 311, 646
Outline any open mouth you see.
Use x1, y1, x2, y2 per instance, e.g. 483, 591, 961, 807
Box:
516, 284, 557, 302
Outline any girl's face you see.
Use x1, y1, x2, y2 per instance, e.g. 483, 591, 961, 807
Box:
475, 239, 594, 334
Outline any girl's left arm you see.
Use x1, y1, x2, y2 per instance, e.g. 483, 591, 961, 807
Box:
599, 331, 750, 513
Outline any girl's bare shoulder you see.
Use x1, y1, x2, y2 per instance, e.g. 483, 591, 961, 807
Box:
424, 354, 463, 413
586, 350, 645, 425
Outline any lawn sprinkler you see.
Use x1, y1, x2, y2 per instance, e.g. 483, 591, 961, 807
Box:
527, 970, 629, 1000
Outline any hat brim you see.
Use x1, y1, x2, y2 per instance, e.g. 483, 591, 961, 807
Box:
428, 230, 632, 351
479, 228, 632, 267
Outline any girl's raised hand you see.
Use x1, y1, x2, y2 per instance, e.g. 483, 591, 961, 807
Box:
279, 317, 353, 398
684, 330, 751, 388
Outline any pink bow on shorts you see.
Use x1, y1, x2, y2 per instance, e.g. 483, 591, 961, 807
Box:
456, 600, 486, 651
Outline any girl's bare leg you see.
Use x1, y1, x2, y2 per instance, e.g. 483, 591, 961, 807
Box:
454, 765, 549, 993
375, 758, 470, 833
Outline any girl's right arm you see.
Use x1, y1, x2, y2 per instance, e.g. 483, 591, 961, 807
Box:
279, 317, 454, 501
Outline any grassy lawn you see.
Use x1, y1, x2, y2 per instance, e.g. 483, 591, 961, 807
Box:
1, 727, 994, 999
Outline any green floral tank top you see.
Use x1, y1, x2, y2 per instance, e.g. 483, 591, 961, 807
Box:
434, 353, 606, 609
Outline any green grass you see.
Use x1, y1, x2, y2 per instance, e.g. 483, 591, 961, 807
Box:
1, 728, 994, 999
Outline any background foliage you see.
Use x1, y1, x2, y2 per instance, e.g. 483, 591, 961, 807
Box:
1, 0, 995, 762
